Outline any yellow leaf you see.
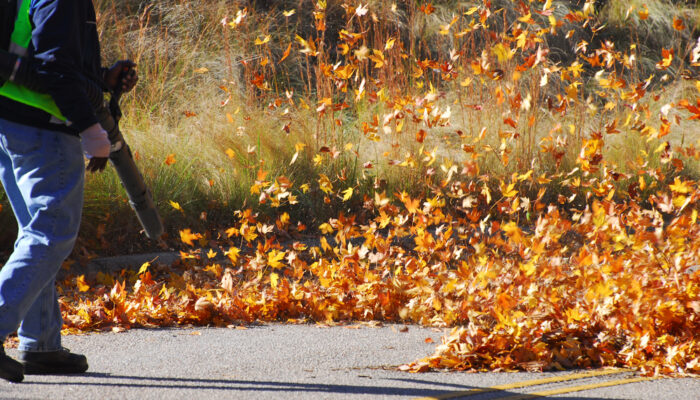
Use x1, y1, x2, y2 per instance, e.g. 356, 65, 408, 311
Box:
193, 67, 209, 74
520, 261, 536, 277
342, 187, 353, 201
226, 247, 240, 264
318, 174, 333, 194
169, 200, 183, 212
518, 13, 534, 24
500, 181, 518, 198
267, 250, 286, 268
464, 6, 478, 15
669, 177, 692, 194
76, 275, 90, 292
270, 272, 279, 289
320, 236, 332, 252
254, 35, 271, 45
283, 9, 296, 17
319, 223, 334, 234
491, 43, 513, 63
138, 262, 150, 275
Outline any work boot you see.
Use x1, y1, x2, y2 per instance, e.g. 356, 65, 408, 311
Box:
0, 346, 24, 383
18, 348, 88, 375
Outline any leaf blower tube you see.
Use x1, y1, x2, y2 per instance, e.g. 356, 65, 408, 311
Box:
0, 50, 164, 239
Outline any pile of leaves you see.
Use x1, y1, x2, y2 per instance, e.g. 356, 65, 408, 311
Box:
60, 179, 699, 375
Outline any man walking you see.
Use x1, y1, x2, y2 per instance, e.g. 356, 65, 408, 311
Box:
0, 0, 136, 382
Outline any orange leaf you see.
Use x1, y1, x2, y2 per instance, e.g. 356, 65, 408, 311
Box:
673, 17, 685, 31
279, 43, 292, 63
416, 129, 427, 143
76, 275, 90, 292
179, 229, 203, 246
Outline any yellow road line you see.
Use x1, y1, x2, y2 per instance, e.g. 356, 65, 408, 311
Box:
495, 376, 656, 400
414, 369, 631, 400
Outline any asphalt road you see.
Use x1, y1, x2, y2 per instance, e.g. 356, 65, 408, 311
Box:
0, 324, 697, 400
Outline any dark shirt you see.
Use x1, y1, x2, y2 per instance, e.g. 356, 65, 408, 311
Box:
0, 0, 103, 135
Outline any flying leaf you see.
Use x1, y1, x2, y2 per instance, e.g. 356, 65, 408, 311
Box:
673, 17, 685, 31
169, 200, 183, 213
76, 275, 90, 292
255, 35, 271, 45
180, 229, 203, 246
278, 44, 292, 64
138, 262, 150, 275
342, 187, 354, 201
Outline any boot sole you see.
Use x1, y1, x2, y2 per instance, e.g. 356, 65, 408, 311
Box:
22, 362, 88, 375
0, 367, 24, 383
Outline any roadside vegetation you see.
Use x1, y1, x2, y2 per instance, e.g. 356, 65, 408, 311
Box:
1, 0, 699, 375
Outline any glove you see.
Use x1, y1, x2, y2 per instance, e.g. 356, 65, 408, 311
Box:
80, 123, 111, 158
104, 60, 138, 93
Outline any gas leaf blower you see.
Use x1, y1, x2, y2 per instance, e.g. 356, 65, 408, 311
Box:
0, 49, 164, 239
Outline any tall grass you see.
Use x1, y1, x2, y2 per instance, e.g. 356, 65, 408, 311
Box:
2, 0, 699, 254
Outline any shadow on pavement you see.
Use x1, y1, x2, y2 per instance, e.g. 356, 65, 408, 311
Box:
22, 373, 610, 399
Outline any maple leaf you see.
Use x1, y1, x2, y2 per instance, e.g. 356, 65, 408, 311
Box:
669, 177, 692, 194
179, 229, 203, 246
225, 247, 240, 264
342, 187, 353, 202
318, 174, 333, 194
267, 250, 286, 268
500, 181, 518, 198
402, 195, 420, 214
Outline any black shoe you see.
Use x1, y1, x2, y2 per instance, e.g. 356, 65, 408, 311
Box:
18, 347, 88, 375
0, 347, 24, 383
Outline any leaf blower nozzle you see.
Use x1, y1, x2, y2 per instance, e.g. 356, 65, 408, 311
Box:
96, 103, 164, 239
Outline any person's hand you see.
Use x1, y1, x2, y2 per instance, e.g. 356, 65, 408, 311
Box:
80, 123, 111, 172
86, 157, 109, 173
105, 60, 138, 93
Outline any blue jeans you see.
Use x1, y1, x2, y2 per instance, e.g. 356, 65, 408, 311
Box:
0, 118, 84, 352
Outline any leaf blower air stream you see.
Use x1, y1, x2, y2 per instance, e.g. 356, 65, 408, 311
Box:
0, 49, 164, 240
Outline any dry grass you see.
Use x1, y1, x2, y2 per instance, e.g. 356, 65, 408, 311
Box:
1, 0, 699, 253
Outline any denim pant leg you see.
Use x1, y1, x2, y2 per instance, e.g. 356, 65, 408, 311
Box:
0, 118, 84, 352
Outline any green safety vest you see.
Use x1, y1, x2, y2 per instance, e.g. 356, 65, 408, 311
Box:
0, 0, 66, 122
